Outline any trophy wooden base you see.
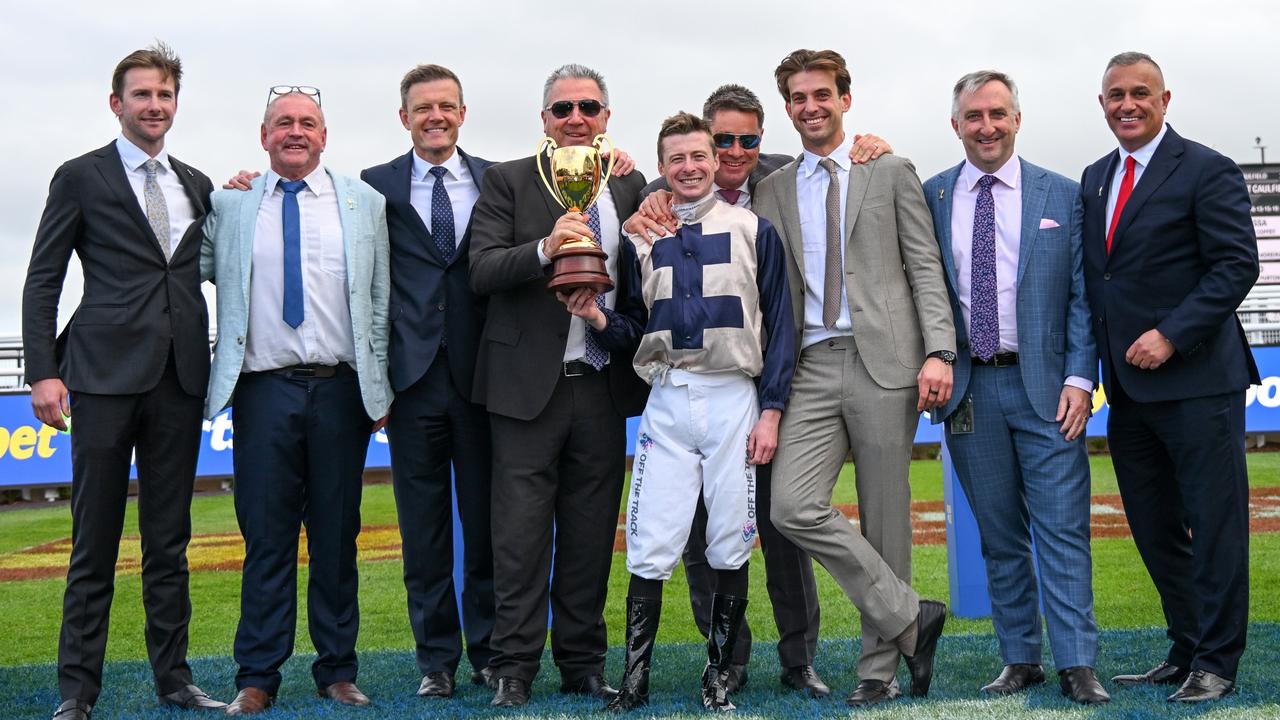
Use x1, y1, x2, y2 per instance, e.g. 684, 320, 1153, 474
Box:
548, 241, 614, 294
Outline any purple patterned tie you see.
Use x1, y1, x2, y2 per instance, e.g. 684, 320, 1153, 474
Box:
583, 204, 609, 370
970, 174, 999, 361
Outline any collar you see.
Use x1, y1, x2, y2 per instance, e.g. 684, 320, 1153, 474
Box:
264, 166, 331, 196
672, 192, 718, 224
411, 148, 464, 182
960, 154, 1020, 191
116, 134, 169, 172
800, 134, 854, 178
1118, 123, 1169, 170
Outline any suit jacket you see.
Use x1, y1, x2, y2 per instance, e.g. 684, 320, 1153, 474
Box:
754, 153, 954, 390
22, 141, 214, 397
200, 169, 392, 420
361, 148, 493, 398
469, 155, 650, 421
640, 152, 792, 200
1080, 126, 1259, 402
924, 158, 1096, 423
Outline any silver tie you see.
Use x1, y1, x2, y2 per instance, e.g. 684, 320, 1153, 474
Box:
143, 159, 171, 261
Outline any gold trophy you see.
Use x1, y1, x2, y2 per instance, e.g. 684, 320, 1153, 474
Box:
536, 134, 618, 293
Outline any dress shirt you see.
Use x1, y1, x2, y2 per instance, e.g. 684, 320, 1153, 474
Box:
409, 148, 478, 240
536, 187, 621, 364
712, 181, 752, 210
950, 156, 1092, 392
244, 166, 355, 372
797, 133, 854, 348
116, 135, 197, 259
1105, 122, 1169, 233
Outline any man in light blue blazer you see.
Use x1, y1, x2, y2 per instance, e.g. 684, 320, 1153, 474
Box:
922, 71, 1106, 705
200, 88, 390, 716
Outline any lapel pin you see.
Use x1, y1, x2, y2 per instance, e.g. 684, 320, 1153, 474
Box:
1098, 186, 1103, 197
347, 197, 356, 210
938, 188, 945, 200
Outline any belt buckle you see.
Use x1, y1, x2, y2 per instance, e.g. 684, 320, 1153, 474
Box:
292, 366, 317, 378
563, 361, 587, 377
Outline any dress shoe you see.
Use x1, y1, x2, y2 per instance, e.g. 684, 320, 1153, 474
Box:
724, 663, 748, 693
225, 687, 273, 716
1059, 666, 1110, 705
319, 681, 371, 706
417, 671, 455, 698
1168, 669, 1235, 703
158, 684, 227, 710
491, 676, 530, 707
781, 665, 831, 698
845, 678, 901, 707
980, 664, 1045, 695
903, 599, 947, 697
1112, 660, 1189, 687
561, 672, 619, 701
52, 699, 92, 720
472, 666, 497, 688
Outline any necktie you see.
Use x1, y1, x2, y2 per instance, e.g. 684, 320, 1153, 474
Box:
280, 179, 307, 329
582, 204, 609, 370
716, 188, 742, 206
1106, 155, 1137, 255
428, 166, 456, 261
143, 159, 171, 262
818, 158, 843, 329
970, 174, 999, 362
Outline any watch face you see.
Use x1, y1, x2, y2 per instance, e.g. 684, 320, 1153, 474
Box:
931, 350, 957, 364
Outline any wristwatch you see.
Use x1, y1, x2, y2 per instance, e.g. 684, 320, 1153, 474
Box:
926, 350, 957, 365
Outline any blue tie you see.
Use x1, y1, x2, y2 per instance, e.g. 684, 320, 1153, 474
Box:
970, 174, 999, 361
281, 179, 307, 329
428, 166, 455, 261
583, 204, 609, 370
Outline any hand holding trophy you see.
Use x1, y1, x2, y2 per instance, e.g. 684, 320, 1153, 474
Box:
537, 133, 618, 293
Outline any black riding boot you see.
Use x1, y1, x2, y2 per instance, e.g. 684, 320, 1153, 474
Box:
606, 597, 663, 711
702, 593, 747, 711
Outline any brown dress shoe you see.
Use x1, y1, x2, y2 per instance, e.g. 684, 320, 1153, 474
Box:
225, 687, 273, 716
319, 681, 371, 706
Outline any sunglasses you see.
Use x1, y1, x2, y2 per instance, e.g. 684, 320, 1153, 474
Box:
267, 85, 322, 107
713, 133, 762, 150
545, 99, 605, 119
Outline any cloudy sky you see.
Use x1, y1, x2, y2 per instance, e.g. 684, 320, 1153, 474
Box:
1, 0, 1274, 338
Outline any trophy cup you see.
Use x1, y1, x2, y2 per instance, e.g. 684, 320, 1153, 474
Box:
536, 134, 618, 293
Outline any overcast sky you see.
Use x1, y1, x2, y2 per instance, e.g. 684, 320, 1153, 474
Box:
2, 0, 1275, 338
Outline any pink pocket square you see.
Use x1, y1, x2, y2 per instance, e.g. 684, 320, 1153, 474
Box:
1039, 218, 1061, 229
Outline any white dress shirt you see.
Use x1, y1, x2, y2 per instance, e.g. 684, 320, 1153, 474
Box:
1105, 122, 1169, 233
115, 135, 197, 260
243, 166, 355, 372
797, 134, 854, 349
409, 149, 479, 240
536, 187, 621, 364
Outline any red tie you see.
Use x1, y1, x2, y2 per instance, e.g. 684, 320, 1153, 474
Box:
716, 188, 742, 205
1106, 155, 1136, 255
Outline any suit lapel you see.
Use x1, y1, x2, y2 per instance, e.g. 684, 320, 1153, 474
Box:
1093, 152, 1120, 269
934, 164, 962, 297
392, 151, 443, 264
775, 162, 806, 291
238, 177, 268, 308
533, 154, 565, 220
1017, 160, 1049, 286
1110, 129, 1183, 259
454, 148, 488, 264
843, 161, 872, 246
94, 143, 166, 259
169, 155, 206, 259
332, 170, 359, 288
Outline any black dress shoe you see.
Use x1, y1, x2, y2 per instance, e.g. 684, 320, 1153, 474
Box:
158, 684, 227, 710
1112, 660, 1189, 687
560, 673, 619, 701
491, 677, 530, 707
724, 664, 748, 693
417, 671, 455, 698
781, 665, 831, 698
981, 664, 1045, 695
1168, 669, 1235, 703
903, 599, 947, 697
1059, 666, 1110, 705
845, 678, 901, 707
52, 699, 92, 720
472, 666, 497, 688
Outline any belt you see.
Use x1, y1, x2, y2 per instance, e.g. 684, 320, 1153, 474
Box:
562, 360, 599, 377
971, 352, 1018, 367
268, 363, 341, 378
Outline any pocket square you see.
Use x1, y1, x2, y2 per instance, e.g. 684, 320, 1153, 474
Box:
1039, 218, 1060, 229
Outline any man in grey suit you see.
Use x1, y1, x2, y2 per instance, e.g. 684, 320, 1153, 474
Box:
753, 48, 953, 707
921, 70, 1108, 705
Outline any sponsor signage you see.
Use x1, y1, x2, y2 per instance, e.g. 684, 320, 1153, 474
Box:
1243, 163, 1280, 284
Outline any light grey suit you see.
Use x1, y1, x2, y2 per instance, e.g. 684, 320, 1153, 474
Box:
754, 152, 954, 682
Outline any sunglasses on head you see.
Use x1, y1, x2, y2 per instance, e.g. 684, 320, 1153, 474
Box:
545, 99, 605, 119
267, 85, 322, 107
713, 133, 762, 150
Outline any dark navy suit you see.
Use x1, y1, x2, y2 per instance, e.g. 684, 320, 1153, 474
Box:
361, 147, 497, 679
1081, 125, 1259, 680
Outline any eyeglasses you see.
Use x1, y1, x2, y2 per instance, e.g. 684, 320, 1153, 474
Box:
545, 99, 605, 119
713, 133, 762, 150
267, 85, 322, 107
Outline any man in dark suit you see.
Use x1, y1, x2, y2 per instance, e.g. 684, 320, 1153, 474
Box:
1081, 51, 1259, 703
21, 43, 224, 720
469, 63, 649, 708
359, 64, 497, 700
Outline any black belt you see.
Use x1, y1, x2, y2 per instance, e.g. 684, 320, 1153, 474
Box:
268, 363, 342, 378
972, 352, 1018, 367
562, 360, 599, 377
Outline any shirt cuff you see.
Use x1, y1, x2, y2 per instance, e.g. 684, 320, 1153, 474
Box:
537, 237, 552, 267
1064, 375, 1094, 393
